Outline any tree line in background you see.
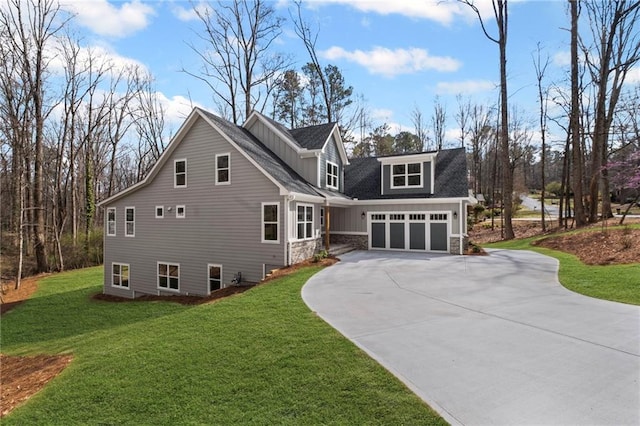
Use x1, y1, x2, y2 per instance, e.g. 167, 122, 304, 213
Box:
1, 0, 639, 287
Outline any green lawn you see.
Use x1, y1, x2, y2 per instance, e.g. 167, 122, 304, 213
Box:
2, 266, 446, 425
486, 226, 640, 305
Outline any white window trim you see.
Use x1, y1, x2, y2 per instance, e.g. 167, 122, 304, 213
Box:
111, 262, 130, 289
326, 160, 339, 190
157, 261, 180, 292
215, 153, 231, 185
176, 205, 186, 219
390, 162, 423, 189
296, 203, 314, 240
261, 202, 280, 244
125, 207, 135, 237
155, 206, 164, 219
207, 263, 223, 293
106, 207, 116, 236
174, 159, 187, 188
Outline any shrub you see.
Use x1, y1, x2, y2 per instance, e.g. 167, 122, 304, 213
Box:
313, 249, 328, 263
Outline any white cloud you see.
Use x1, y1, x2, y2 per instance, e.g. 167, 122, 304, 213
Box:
322, 46, 461, 77
172, 2, 212, 22
435, 79, 495, 95
371, 108, 394, 121
48, 42, 147, 78
553, 51, 571, 67
307, 0, 481, 26
61, 0, 154, 38
156, 93, 203, 126
626, 66, 640, 84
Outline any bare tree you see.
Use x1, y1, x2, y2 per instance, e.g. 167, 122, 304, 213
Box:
533, 43, 550, 230
410, 104, 429, 151
455, 94, 471, 148
581, 0, 640, 222
461, 0, 514, 239
431, 96, 446, 150
185, 0, 287, 124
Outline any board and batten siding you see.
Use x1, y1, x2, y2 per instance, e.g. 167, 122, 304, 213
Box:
319, 135, 343, 192
245, 119, 317, 185
330, 202, 464, 235
103, 117, 285, 298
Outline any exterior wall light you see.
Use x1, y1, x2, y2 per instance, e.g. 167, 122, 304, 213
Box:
361, 211, 366, 219
453, 211, 458, 219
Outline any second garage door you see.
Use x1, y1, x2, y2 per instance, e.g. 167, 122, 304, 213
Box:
369, 213, 449, 252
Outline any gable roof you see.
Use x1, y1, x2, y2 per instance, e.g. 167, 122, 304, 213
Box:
345, 147, 469, 200
290, 123, 335, 150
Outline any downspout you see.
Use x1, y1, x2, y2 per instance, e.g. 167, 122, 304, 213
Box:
459, 199, 464, 254
284, 196, 290, 266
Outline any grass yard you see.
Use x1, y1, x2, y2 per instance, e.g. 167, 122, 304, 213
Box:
486, 229, 640, 305
1, 266, 445, 425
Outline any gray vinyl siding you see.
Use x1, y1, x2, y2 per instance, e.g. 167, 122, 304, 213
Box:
382, 162, 432, 195
103, 117, 284, 297
320, 136, 343, 192
245, 119, 317, 185
330, 203, 463, 235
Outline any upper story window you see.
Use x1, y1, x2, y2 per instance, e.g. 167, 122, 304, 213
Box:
155, 206, 164, 219
125, 207, 135, 237
216, 153, 230, 185
391, 162, 422, 188
176, 205, 186, 219
297, 204, 313, 240
106, 207, 116, 236
262, 202, 279, 243
174, 159, 187, 188
326, 161, 339, 189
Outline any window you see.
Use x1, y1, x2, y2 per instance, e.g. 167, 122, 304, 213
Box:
430, 213, 448, 221
215, 154, 230, 185
208, 264, 222, 292
158, 262, 179, 291
176, 205, 186, 218
391, 162, 422, 188
106, 207, 116, 236
174, 159, 186, 187
262, 202, 279, 243
326, 161, 339, 189
320, 207, 324, 227
297, 204, 313, 239
125, 207, 135, 237
371, 214, 386, 221
155, 206, 164, 219
112, 263, 129, 288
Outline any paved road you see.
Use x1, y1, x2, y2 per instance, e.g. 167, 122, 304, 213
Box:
520, 194, 559, 217
302, 250, 640, 426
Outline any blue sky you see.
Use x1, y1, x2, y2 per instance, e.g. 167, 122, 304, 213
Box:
56, 0, 637, 146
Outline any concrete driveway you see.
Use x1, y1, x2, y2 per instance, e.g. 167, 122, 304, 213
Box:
302, 249, 640, 426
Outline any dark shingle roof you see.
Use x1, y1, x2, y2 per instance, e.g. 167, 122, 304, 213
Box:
199, 109, 321, 197
345, 148, 469, 199
290, 123, 335, 150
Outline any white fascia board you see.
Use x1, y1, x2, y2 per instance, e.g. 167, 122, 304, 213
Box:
329, 196, 475, 207
299, 150, 320, 158
98, 108, 201, 206
377, 152, 438, 165
286, 192, 326, 204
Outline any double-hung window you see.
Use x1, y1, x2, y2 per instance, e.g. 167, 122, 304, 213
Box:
391, 163, 422, 188
216, 153, 230, 185
155, 206, 164, 218
158, 262, 179, 291
176, 205, 186, 219
326, 161, 339, 189
297, 204, 313, 240
262, 202, 279, 243
125, 207, 135, 237
174, 159, 187, 187
112, 263, 129, 288
106, 207, 116, 236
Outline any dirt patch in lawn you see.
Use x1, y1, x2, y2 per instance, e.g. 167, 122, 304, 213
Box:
533, 227, 640, 265
1, 353, 74, 417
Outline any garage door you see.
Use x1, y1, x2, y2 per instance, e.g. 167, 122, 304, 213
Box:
369, 213, 449, 252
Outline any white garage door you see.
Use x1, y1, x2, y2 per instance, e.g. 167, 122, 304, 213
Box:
369, 212, 449, 252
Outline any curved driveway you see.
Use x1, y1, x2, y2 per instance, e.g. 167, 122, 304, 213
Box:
302, 249, 640, 426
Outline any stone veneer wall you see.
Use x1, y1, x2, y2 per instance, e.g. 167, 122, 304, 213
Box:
330, 234, 368, 250
449, 235, 469, 255
289, 237, 322, 264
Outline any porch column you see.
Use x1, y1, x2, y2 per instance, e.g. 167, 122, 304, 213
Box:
324, 206, 330, 251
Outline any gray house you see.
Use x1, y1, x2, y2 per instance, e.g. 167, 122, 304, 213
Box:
99, 107, 474, 298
